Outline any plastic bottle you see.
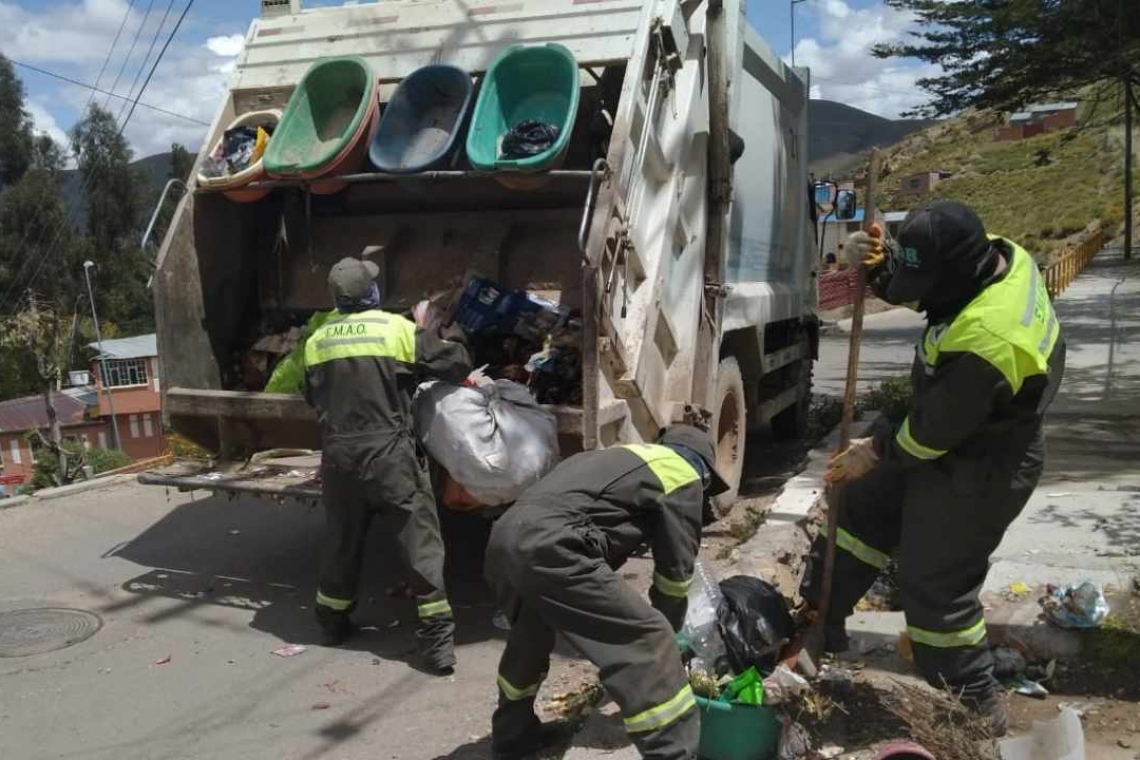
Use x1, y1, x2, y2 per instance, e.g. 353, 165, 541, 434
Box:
681, 558, 727, 668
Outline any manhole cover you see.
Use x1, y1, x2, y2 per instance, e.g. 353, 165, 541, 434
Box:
0, 608, 103, 657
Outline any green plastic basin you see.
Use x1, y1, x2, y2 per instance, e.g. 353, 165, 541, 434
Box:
265, 56, 376, 176
465, 43, 580, 172
695, 697, 781, 760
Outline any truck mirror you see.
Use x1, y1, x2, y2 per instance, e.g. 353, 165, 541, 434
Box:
812, 181, 837, 207
834, 189, 858, 221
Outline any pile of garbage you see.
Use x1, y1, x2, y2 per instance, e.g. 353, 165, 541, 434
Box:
453, 276, 583, 406
499, 120, 560, 160
202, 124, 274, 178
680, 560, 808, 759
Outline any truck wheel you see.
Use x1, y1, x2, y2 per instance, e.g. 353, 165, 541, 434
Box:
712, 356, 746, 515
772, 357, 812, 440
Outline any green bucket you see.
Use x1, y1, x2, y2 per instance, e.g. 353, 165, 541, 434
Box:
695, 697, 781, 760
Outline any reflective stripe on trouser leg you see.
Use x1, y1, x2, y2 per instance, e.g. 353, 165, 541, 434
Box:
497, 673, 546, 701
316, 590, 354, 611
623, 684, 698, 733
417, 599, 453, 618
491, 603, 557, 749
907, 618, 987, 649
836, 527, 890, 570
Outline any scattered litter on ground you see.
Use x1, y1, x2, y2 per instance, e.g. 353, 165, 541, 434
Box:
818, 745, 844, 759
1011, 675, 1049, 699
271, 644, 307, 658
998, 706, 1085, 760
993, 647, 1029, 679
386, 619, 400, 629
776, 714, 811, 760
1045, 492, 1074, 498
1009, 581, 1032, 596
763, 665, 810, 705
154, 655, 172, 665
201, 472, 225, 481
545, 681, 603, 720
1055, 701, 1096, 717
310, 702, 331, 711
1040, 581, 1109, 629
227, 529, 241, 536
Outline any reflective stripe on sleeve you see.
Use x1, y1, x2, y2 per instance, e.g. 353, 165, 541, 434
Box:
417, 599, 453, 618
620, 444, 700, 494
907, 618, 987, 648
653, 572, 693, 599
316, 590, 354, 611
896, 417, 947, 461
623, 684, 697, 733
836, 527, 890, 570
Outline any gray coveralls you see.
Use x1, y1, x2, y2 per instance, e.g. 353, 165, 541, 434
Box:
805, 238, 1065, 696
485, 444, 706, 760
301, 307, 471, 659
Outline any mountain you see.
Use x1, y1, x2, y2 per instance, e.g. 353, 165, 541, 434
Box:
60, 151, 174, 232
808, 100, 931, 175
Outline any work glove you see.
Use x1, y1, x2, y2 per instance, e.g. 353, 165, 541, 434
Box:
843, 223, 889, 269
824, 437, 879, 484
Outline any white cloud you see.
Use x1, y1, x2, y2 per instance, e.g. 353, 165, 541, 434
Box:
791, 0, 939, 118
206, 34, 245, 57
25, 99, 70, 148
0, 0, 245, 158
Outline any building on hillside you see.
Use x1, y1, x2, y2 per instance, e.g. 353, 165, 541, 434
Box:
0, 389, 108, 490
88, 334, 166, 461
900, 170, 954, 198
995, 102, 1078, 141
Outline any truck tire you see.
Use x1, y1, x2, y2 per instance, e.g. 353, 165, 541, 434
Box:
772, 357, 812, 440
712, 356, 746, 516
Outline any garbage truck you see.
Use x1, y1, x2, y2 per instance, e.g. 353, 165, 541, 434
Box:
141, 0, 819, 511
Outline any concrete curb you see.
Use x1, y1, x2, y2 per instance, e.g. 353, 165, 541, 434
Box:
21, 474, 139, 504
729, 416, 878, 600
0, 495, 30, 510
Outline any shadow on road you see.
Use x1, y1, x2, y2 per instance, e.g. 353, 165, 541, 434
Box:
107, 491, 504, 660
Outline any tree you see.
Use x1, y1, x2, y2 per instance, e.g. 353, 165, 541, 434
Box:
146, 143, 194, 259
875, 0, 1140, 257
71, 104, 152, 332
0, 54, 34, 190
0, 298, 83, 486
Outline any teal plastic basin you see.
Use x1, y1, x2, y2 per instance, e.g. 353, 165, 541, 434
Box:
695, 697, 781, 760
465, 43, 580, 172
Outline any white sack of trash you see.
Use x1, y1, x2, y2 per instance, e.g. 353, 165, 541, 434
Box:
413, 377, 559, 506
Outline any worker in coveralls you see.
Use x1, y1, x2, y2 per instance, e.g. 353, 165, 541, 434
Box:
484, 424, 729, 760
803, 201, 1065, 734
301, 253, 472, 673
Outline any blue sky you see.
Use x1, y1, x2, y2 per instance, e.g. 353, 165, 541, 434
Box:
2, 0, 935, 159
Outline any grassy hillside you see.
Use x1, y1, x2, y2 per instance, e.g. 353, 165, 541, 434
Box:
809, 100, 931, 174
876, 110, 1127, 262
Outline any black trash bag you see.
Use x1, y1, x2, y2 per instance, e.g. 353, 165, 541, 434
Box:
500, 120, 560, 159
717, 575, 794, 676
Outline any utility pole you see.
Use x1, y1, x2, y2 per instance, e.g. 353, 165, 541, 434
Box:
83, 261, 122, 451
1126, 76, 1133, 260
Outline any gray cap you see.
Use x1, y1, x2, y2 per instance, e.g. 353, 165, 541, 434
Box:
328, 256, 380, 302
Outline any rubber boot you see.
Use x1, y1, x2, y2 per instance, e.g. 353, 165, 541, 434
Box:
315, 606, 359, 646
961, 681, 1009, 737
417, 615, 457, 675
491, 721, 574, 760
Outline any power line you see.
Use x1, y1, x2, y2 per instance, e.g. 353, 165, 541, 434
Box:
1, 0, 199, 313
104, 0, 157, 108
9, 60, 210, 126
116, 0, 177, 124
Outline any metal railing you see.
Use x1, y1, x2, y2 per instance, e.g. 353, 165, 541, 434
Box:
1044, 228, 1104, 298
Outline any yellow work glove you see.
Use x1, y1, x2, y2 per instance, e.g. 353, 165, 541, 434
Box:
824, 438, 879, 484
843, 223, 886, 268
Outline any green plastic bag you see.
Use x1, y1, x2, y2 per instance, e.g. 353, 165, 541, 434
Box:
264, 311, 332, 393
719, 666, 764, 706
